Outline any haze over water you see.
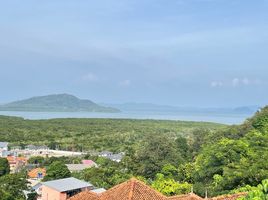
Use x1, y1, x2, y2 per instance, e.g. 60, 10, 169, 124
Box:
0, 110, 251, 125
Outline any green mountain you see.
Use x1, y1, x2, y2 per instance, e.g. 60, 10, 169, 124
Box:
0, 94, 120, 113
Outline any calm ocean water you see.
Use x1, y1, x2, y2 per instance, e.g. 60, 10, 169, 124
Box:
0, 110, 251, 125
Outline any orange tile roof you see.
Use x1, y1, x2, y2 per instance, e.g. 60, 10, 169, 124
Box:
69, 178, 174, 200
168, 193, 203, 200
99, 178, 166, 200
68, 191, 99, 200
28, 168, 46, 179
7, 156, 27, 164
68, 178, 245, 200
208, 192, 247, 200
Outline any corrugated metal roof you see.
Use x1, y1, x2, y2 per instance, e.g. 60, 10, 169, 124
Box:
42, 177, 92, 192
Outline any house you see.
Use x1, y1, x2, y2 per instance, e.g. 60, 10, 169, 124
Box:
98, 151, 113, 157
69, 178, 168, 200
65, 164, 97, 173
98, 151, 124, 162
68, 178, 246, 200
7, 156, 28, 173
28, 168, 46, 179
0, 142, 8, 157
32, 182, 43, 200
65, 160, 97, 173
41, 177, 93, 200
25, 145, 49, 151
108, 153, 124, 162
82, 160, 97, 165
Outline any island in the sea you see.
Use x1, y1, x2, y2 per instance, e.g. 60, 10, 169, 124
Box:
0, 94, 120, 113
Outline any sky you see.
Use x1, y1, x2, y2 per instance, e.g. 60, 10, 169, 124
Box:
0, 0, 268, 107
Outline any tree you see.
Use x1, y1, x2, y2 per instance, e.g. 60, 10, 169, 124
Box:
128, 134, 183, 179
152, 173, 192, 196
81, 166, 131, 189
240, 179, 268, 200
43, 161, 71, 181
0, 172, 29, 199
0, 158, 10, 176
28, 156, 45, 166
175, 135, 191, 160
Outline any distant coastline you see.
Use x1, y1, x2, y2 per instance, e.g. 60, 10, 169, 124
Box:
0, 110, 251, 125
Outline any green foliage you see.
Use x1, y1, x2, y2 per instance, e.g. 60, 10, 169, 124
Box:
27, 191, 38, 200
125, 134, 184, 179
193, 107, 268, 196
43, 161, 71, 181
0, 116, 224, 152
152, 173, 192, 196
0, 172, 29, 200
0, 158, 10, 176
74, 157, 132, 189
240, 179, 268, 200
28, 156, 45, 165
178, 162, 195, 183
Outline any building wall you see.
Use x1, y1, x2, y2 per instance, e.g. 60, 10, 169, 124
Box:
41, 186, 67, 200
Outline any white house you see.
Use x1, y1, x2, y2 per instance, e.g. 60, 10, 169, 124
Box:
0, 142, 9, 157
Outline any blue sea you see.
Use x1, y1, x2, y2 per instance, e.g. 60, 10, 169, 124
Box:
0, 110, 251, 125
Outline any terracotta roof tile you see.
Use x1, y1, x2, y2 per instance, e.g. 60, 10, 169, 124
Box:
168, 193, 203, 200
208, 192, 247, 200
28, 168, 46, 179
99, 178, 166, 200
68, 191, 99, 200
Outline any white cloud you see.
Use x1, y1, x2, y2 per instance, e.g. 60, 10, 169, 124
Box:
232, 78, 240, 87
119, 79, 131, 87
81, 73, 99, 82
211, 77, 262, 88
231, 77, 262, 87
210, 81, 223, 88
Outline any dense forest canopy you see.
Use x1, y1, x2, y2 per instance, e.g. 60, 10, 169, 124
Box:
0, 116, 224, 152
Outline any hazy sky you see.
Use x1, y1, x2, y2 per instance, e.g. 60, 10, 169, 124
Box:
1, 0, 268, 107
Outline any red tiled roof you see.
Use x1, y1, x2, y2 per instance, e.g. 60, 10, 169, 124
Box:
208, 192, 247, 200
68, 191, 99, 200
68, 179, 203, 200
28, 168, 46, 179
168, 193, 203, 200
7, 156, 27, 164
68, 178, 245, 200
99, 178, 166, 200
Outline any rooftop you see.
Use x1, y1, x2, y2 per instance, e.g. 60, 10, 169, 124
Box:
0, 142, 8, 148
42, 177, 93, 192
68, 178, 246, 200
66, 164, 96, 171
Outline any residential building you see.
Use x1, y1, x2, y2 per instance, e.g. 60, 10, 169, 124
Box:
28, 168, 46, 179
98, 151, 124, 162
68, 178, 247, 200
6, 156, 28, 173
41, 177, 93, 200
66, 163, 97, 173
0, 142, 8, 157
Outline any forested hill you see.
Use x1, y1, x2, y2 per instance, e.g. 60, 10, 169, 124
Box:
0, 94, 120, 113
192, 106, 268, 196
